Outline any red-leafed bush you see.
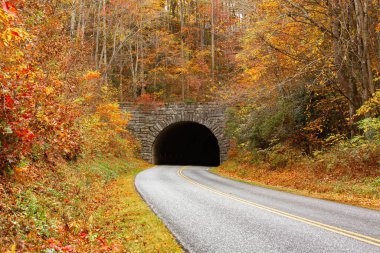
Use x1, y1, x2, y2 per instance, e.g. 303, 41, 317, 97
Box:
0, 6, 38, 169
0, 3, 83, 170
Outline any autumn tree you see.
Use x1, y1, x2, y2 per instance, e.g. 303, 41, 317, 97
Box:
228, 0, 380, 151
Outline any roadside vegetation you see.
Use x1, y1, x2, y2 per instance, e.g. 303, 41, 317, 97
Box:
1, 0, 380, 250
1, 2, 182, 251
0, 157, 182, 252
215, 89, 380, 210
211, 1, 380, 210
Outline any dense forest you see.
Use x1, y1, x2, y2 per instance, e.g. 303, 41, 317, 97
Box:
1, 0, 380, 251
2, 0, 380, 172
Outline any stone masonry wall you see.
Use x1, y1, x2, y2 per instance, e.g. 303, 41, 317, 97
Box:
120, 103, 229, 164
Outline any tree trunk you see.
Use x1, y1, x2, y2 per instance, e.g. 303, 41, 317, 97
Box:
211, 0, 215, 83
95, 0, 101, 68
180, 0, 186, 100
70, 0, 76, 38
119, 62, 124, 102
140, 40, 145, 95
102, 0, 108, 83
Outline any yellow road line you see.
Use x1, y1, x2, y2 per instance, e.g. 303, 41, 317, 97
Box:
177, 166, 380, 247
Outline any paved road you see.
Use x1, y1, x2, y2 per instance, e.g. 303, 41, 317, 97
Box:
135, 166, 380, 253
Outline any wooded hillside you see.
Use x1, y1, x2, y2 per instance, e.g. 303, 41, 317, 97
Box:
1, 0, 380, 250
2, 0, 380, 170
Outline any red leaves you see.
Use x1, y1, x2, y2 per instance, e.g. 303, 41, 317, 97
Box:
10, 30, 20, 37
2, 0, 18, 16
2, 0, 9, 12
46, 238, 74, 253
136, 93, 154, 104
78, 231, 87, 239
0, 0, 85, 170
15, 129, 35, 141
4, 95, 15, 109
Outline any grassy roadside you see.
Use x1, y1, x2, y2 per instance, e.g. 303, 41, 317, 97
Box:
93, 166, 182, 252
0, 157, 182, 252
211, 160, 380, 210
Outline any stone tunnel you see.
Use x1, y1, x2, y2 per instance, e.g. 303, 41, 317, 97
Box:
121, 103, 229, 166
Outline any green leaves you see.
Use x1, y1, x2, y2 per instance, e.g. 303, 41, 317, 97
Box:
4, 126, 13, 134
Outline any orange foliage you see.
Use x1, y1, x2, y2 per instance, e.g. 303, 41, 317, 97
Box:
83, 71, 101, 81
0, 1, 132, 170
216, 158, 380, 210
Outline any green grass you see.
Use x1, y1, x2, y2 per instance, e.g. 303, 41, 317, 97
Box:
0, 157, 183, 252
93, 169, 183, 252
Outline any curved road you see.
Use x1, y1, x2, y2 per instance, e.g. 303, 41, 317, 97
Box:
135, 166, 380, 253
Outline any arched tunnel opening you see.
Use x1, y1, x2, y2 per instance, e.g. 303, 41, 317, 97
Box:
153, 121, 220, 166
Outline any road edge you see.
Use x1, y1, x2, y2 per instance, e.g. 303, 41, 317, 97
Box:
133, 168, 191, 253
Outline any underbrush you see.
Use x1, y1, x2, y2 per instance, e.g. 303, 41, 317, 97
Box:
215, 140, 380, 210
0, 157, 182, 252
221, 90, 380, 209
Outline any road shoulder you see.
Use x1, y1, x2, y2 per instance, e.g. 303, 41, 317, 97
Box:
210, 162, 380, 211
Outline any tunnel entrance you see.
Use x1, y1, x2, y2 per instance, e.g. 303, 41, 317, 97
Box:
153, 121, 220, 166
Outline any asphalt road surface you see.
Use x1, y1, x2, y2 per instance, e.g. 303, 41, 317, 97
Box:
135, 165, 380, 253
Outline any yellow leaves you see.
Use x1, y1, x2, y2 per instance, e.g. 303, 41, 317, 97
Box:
79, 103, 133, 156
174, 66, 189, 75
236, 0, 331, 103
5, 244, 16, 253
1, 27, 28, 47
209, 85, 218, 93
245, 66, 266, 82
259, 0, 281, 16
45, 86, 54, 95
304, 118, 324, 133
355, 90, 380, 117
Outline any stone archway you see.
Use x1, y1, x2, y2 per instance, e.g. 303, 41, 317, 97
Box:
122, 103, 229, 164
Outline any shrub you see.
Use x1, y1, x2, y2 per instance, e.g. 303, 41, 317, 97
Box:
226, 89, 307, 151
79, 103, 139, 158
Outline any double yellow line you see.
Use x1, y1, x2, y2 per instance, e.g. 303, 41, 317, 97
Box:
177, 166, 380, 248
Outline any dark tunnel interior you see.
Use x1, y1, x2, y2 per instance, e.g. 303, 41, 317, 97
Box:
153, 121, 220, 166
